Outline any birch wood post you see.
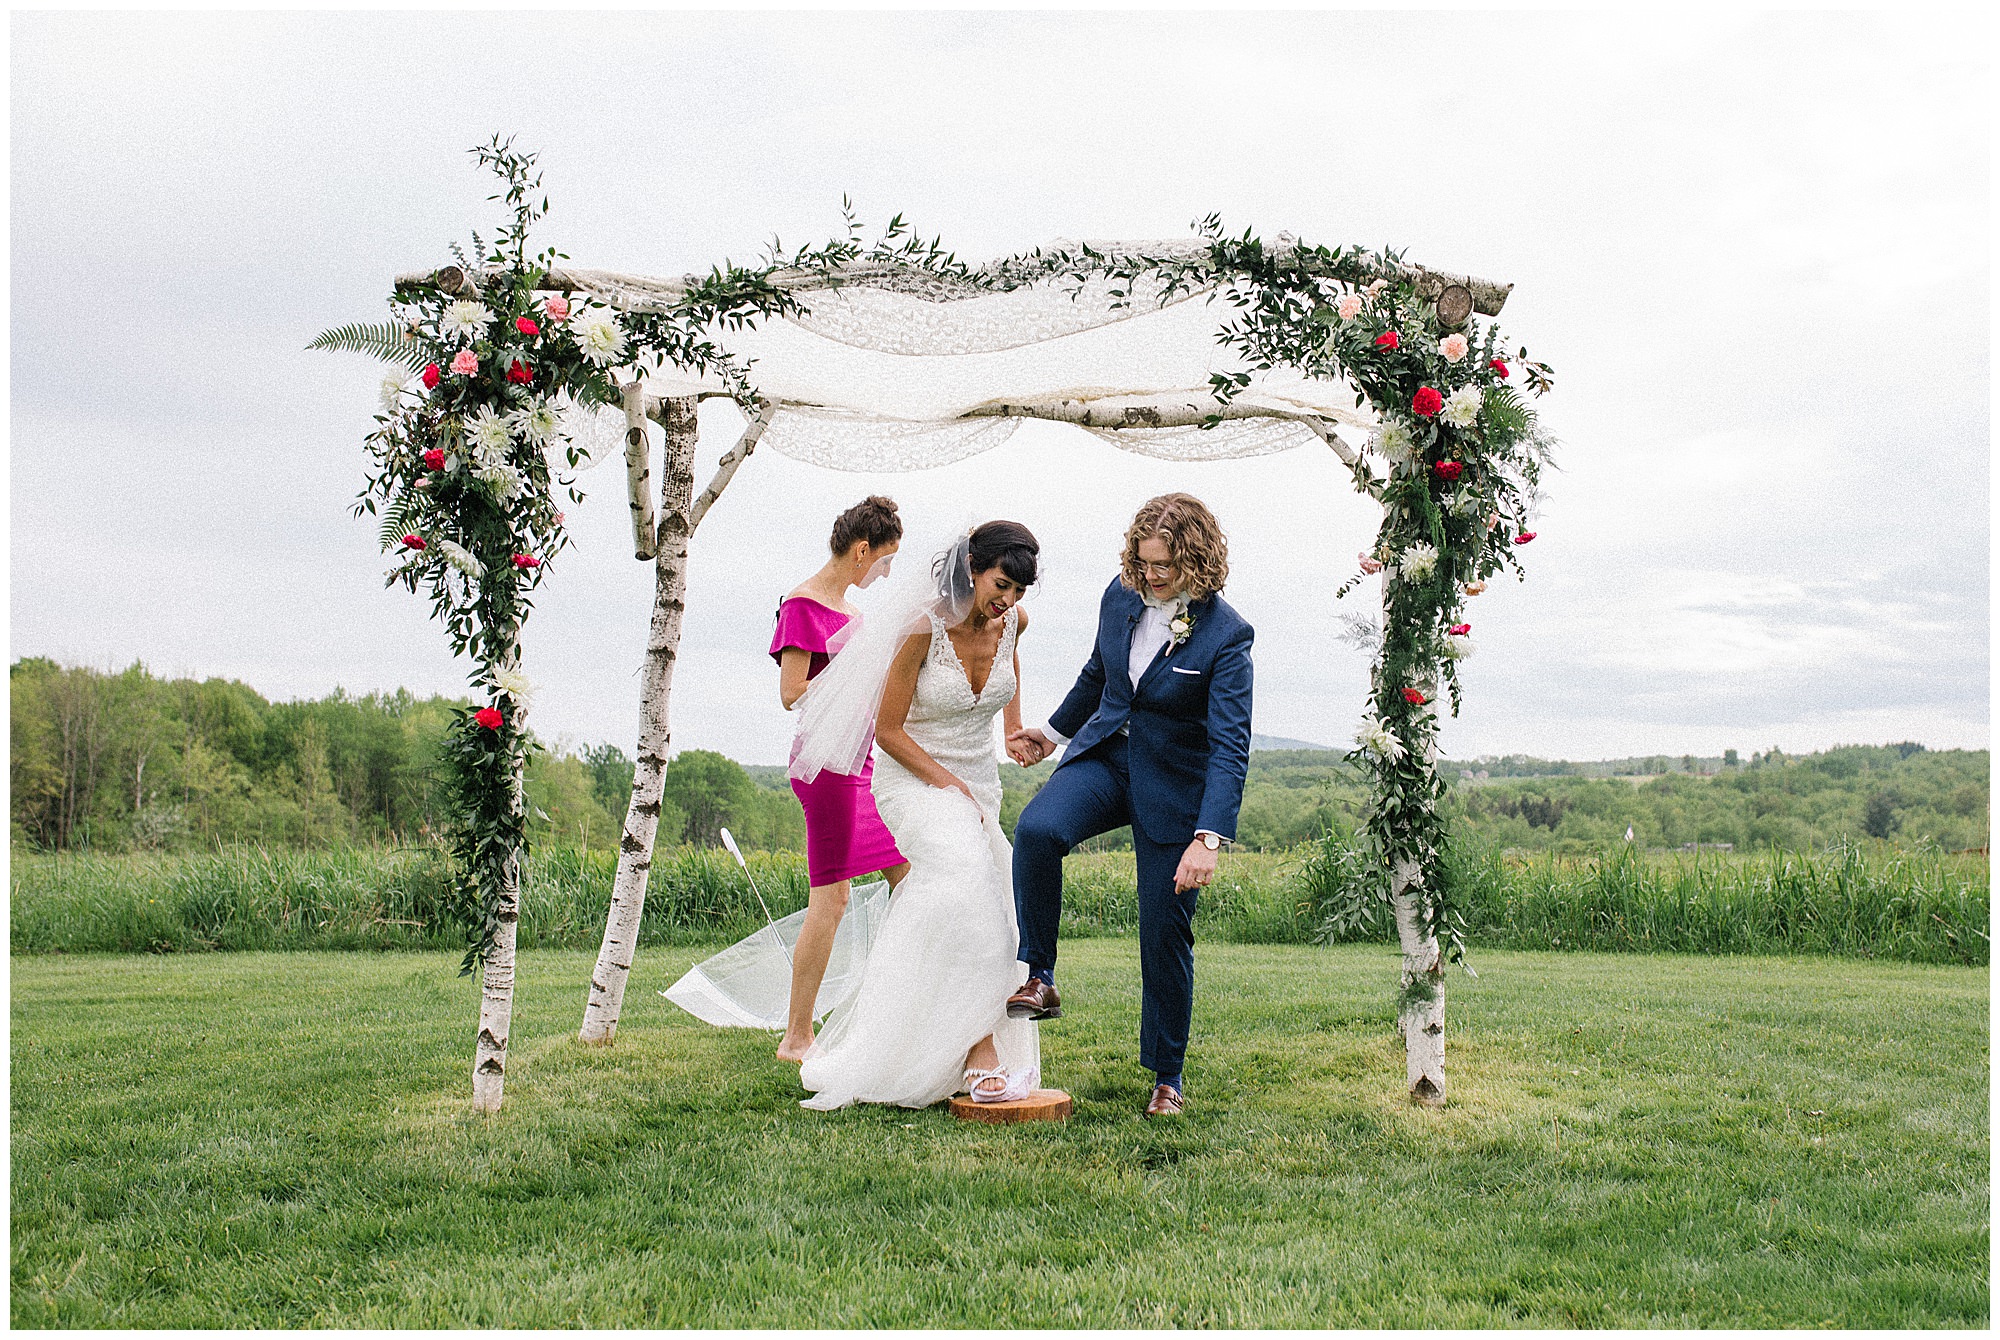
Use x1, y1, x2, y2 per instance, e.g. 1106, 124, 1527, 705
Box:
579, 394, 699, 1044
471, 672, 529, 1112
623, 380, 658, 560
1392, 857, 1447, 1106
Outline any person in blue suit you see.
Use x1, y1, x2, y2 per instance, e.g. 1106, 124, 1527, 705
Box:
1006, 493, 1253, 1118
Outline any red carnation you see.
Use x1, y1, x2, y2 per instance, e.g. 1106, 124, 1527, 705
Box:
515, 317, 540, 336
1449, 623, 1471, 636
1489, 359, 1509, 379
1402, 688, 1428, 706
400, 534, 426, 551
1514, 531, 1537, 544
1412, 386, 1444, 418
474, 707, 504, 731
422, 448, 445, 471
506, 359, 533, 384
421, 362, 441, 389
1373, 330, 1401, 350
511, 554, 541, 570
1433, 460, 1463, 481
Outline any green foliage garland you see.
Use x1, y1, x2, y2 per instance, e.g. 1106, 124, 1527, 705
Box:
320, 136, 1554, 979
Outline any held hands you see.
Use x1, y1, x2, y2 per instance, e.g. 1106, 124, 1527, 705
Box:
1174, 839, 1220, 895
1006, 727, 1054, 766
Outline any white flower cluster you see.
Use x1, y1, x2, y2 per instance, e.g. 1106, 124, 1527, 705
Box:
440, 300, 495, 339
379, 375, 408, 413
489, 662, 537, 707
1355, 714, 1406, 763
1445, 633, 1477, 660
1398, 542, 1439, 581
513, 399, 563, 447
467, 406, 514, 455
1371, 420, 1416, 466
1441, 384, 1482, 429
434, 538, 485, 579
570, 308, 628, 367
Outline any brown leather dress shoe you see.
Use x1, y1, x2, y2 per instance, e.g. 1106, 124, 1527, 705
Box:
1005, 977, 1062, 1019
1143, 1084, 1185, 1118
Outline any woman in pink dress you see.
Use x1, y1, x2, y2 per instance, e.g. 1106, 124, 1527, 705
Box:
771, 495, 911, 1062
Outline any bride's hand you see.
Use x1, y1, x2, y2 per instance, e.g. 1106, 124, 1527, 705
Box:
937, 774, 979, 807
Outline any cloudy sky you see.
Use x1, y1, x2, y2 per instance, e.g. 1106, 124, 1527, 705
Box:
11, 9, 1988, 766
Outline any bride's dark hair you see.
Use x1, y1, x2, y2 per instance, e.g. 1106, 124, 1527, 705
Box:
966, 520, 1039, 587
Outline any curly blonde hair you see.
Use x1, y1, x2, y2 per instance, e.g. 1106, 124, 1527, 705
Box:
1119, 493, 1230, 600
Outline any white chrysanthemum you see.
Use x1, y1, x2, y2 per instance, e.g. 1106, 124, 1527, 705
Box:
1355, 715, 1406, 763
440, 300, 494, 339
1445, 634, 1477, 660
478, 463, 527, 501
1398, 542, 1439, 581
467, 405, 514, 455
514, 400, 563, 446
1371, 420, 1416, 465
1441, 384, 1483, 429
571, 312, 628, 367
489, 663, 537, 706
435, 538, 485, 579
378, 375, 407, 413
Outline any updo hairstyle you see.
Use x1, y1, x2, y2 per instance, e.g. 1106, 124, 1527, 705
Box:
967, 520, 1040, 587
829, 495, 902, 555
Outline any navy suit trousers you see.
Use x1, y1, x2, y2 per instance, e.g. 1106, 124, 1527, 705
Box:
1013, 735, 1198, 1077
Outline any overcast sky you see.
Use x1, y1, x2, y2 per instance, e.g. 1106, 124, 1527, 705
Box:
10, 9, 1989, 766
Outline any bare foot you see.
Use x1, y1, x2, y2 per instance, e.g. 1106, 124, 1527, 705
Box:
775, 1034, 812, 1065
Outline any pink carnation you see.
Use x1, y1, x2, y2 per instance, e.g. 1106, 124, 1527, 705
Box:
1439, 333, 1469, 363
1358, 552, 1384, 575
450, 350, 478, 376
1337, 294, 1363, 321
544, 295, 570, 321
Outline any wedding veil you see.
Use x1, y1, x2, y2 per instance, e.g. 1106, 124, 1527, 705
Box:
788, 528, 976, 783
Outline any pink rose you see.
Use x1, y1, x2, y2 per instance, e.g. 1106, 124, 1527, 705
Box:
450, 350, 478, 376
1337, 294, 1363, 321
1358, 552, 1384, 575
544, 295, 570, 321
1439, 333, 1469, 363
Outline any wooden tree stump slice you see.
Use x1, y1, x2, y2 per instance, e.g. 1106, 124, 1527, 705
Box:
948, 1088, 1072, 1123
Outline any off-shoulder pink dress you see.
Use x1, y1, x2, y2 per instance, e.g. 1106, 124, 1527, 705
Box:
772, 597, 907, 886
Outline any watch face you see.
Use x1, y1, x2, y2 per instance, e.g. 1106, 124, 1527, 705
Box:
1202, 833, 1220, 850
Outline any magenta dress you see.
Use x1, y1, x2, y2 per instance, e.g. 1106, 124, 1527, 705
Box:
772, 597, 907, 886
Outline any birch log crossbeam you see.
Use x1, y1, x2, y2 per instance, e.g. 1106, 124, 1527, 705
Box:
392, 242, 1511, 317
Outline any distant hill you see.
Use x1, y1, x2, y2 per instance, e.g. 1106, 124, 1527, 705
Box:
1252, 733, 1336, 752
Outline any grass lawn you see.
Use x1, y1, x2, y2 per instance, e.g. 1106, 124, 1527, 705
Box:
10, 942, 1988, 1327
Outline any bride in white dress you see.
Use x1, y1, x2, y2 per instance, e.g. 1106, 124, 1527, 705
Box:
791, 521, 1044, 1109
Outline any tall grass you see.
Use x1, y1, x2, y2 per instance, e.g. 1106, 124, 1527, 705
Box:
10, 838, 1987, 965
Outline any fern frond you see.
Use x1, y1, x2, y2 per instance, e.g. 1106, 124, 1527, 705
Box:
309, 321, 431, 373
377, 491, 425, 552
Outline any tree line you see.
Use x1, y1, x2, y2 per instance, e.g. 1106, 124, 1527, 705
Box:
11, 658, 1984, 857
9, 659, 800, 854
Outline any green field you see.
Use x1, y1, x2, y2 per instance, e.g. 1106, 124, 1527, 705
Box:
12, 840, 1986, 966
11, 943, 1987, 1327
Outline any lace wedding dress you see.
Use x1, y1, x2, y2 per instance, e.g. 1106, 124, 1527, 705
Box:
799, 607, 1040, 1110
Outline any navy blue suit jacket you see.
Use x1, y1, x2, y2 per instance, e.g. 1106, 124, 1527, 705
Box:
1047, 577, 1254, 846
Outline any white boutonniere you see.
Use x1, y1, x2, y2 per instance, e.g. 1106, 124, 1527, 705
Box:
1168, 605, 1196, 648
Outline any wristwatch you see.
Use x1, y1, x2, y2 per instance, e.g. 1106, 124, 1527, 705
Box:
1198, 832, 1221, 851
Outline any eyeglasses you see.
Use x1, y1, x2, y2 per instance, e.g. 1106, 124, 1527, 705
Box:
1138, 560, 1179, 579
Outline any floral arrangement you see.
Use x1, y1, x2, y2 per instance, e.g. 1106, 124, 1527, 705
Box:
319, 141, 1554, 994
